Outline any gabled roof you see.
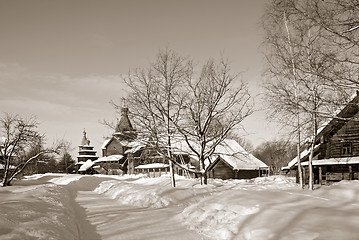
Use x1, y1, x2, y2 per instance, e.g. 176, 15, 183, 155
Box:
208, 139, 268, 171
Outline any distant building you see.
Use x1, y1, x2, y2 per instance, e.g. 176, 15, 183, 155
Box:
77, 129, 98, 174
77, 129, 98, 163
100, 108, 268, 180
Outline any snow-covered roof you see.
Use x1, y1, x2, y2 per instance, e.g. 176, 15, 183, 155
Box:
102, 137, 139, 150
135, 163, 169, 169
298, 157, 359, 166
101, 138, 112, 149
125, 143, 145, 154
316, 91, 359, 136
286, 144, 321, 169
211, 139, 268, 170
78, 160, 95, 172
94, 155, 124, 163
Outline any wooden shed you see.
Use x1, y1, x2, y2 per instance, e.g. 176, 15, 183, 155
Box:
207, 139, 269, 180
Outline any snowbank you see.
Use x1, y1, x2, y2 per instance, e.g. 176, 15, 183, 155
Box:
94, 174, 212, 208
1, 174, 359, 240
180, 177, 359, 240
0, 183, 78, 240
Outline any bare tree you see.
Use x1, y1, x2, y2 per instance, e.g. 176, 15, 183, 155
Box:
173, 58, 253, 184
119, 48, 193, 187
119, 49, 253, 185
253, 140, 297, 174
58, 140, 75, 174
0, 113, 62, 186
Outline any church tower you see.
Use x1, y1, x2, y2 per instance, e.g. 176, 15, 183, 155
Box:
77, 129, 98, 163
101, 107, 137, 157
113, 107, 137, 141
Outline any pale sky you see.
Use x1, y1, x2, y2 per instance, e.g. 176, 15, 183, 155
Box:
0, 0, 279, 157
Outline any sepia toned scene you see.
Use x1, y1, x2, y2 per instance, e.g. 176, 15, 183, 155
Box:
1, 0, 359, 239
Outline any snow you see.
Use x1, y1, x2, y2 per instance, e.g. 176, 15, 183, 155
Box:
135, 163, 169, 169
285, 144, 320, 169
301, 156, 359, 166
78, 159, 95, 172
101, 138, 112, 149
94, 154, 124, 163
212, 139, 268, 170
1, 174, 359, 240
124, 143, 145, 154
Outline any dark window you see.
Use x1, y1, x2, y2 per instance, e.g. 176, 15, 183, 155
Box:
341, 142, 352, 156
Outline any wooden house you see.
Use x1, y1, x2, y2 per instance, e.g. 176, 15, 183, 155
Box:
283, 92, 359, 184
207, 139, 269, 180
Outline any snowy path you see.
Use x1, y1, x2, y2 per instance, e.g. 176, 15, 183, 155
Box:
75, 190, 210, 240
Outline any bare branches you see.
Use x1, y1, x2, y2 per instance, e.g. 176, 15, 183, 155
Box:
119, 49, 253, 184
263, 0, 359, 190
0, 113, 65, 186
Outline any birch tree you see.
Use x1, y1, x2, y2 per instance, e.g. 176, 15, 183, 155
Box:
263, 1, 306, 188
263, 0, 356, 189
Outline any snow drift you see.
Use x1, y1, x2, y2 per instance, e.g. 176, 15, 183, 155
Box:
1, 174, 359, 240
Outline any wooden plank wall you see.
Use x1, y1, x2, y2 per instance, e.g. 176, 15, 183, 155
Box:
210, 160, 235, 179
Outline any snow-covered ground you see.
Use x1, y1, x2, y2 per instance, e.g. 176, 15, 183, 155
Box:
0, 173, 358, 240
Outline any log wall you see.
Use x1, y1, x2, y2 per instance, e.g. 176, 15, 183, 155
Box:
326, 116, 359, 158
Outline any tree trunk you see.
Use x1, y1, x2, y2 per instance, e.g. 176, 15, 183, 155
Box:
203, 172, 208, 185
297, 131, 303, 188
308, 142, 314, 190
169, 159, 176, 187
199, 156, 207, 185
284, 11, 303, 189
2, 160, 10, 187
308, 113, 317, 191
65, 157, 68, 174
167, 134, 176, 187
